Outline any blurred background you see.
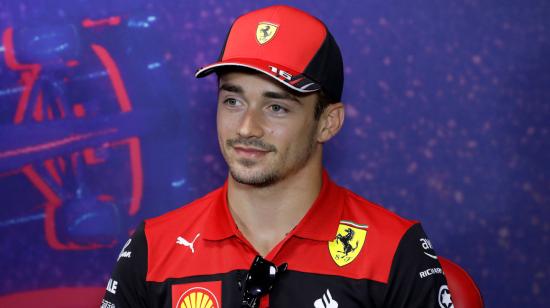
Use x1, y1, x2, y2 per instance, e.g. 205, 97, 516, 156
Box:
0, 0, 548, 307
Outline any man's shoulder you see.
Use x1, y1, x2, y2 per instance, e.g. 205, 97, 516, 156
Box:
139, 186, 226, 282
144, 186, 224, 231
343, 188, 416, 229
319, 183, 422, 283
340, 186, 417, 234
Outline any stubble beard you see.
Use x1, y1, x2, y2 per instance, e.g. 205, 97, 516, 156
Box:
230, 160, 279, 187
225, 129, 318, 187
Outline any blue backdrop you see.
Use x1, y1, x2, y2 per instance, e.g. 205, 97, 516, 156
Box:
0, 0, 548, 307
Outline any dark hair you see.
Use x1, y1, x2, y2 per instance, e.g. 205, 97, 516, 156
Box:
314, 90, 335, 120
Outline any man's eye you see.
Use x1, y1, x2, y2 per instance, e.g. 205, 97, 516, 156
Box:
269, 104, 287, 113
224, 98, 240, 106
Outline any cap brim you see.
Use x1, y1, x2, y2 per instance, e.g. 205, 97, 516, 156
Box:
195, 58, 321, 94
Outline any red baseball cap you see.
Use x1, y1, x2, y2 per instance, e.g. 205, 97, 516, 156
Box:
195, 5, 344, 102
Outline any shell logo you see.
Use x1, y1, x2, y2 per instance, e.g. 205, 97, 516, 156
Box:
175, 287, 220, 308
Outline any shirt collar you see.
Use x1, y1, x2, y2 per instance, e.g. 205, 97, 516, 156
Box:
291, 170, 343, 241
203, 180, 236, 241
203, 170, 344, 242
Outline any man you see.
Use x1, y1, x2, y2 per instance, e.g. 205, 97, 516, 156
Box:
102, 5, 453, 308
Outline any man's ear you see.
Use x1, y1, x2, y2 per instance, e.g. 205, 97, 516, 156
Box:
317, 102, 345, 143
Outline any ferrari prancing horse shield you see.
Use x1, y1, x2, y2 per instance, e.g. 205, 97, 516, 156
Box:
328, 220, 368, 266
256, 22, 278, 44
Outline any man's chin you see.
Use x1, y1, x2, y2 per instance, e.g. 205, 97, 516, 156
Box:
229, 168, 279, 188
235, 158, 258, 168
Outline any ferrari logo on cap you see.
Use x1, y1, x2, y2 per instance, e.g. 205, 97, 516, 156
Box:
256, 22, 278, 44
328, 220, 368, 266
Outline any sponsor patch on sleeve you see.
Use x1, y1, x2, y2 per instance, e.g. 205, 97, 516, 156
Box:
101, 299, 116, 308
438, 284, 454, 308
419, 238, 439, 260
117, 238, 132, 261
418, 267, 444, 279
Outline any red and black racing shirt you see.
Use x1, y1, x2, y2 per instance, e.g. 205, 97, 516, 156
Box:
102, 171, 453, 308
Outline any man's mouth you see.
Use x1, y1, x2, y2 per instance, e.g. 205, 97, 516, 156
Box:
226, 139, 277, 158
232, 146, 270, 158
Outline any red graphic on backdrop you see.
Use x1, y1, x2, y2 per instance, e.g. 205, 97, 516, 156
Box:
1, 18, 143, 250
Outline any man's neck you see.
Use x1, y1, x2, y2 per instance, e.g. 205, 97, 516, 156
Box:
226, 160, 323, 256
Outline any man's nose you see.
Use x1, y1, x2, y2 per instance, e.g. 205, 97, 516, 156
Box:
237, 107, 264, 138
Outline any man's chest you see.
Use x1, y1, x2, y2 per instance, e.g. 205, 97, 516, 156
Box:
146, 270, 386, 308
145, 237, 387, 308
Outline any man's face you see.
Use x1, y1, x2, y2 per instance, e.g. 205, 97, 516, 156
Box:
217, 71, 320, 187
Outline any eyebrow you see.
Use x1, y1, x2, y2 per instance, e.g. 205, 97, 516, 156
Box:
219, 82, 302, 104
219, 83, 243, 94
263, 91, 301, 103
